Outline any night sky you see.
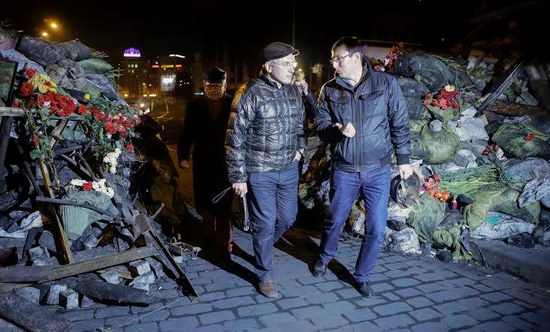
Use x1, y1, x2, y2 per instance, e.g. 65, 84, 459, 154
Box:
3, 0, 548, 65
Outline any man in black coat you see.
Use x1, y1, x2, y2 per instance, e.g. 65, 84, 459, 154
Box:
178, 66, 233, 261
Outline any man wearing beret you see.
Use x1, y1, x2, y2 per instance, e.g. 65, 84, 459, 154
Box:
226, 42, 309, 298
178, 66, 234, 262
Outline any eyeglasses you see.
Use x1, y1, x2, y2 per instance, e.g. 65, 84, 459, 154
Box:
271, 61, 297, 68
330, 53, 353, 65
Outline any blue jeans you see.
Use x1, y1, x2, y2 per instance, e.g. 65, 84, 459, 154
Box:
319, 165, 391, 282
248, 160, 299, 281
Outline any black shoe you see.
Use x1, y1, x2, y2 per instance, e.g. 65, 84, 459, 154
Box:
312, 260, 327, 277
356, 281, 375, 297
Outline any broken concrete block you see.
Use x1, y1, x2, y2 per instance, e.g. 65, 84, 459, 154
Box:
15, 287, 41, 304
83, 234, 100, 250
46, 284, 67, 305
59, 289, 79, 310
128, 274, 150, 291
80, 295, 94, 308
38, 230, 56, 253
145, 257, 165, 279
28, 246, 50, 261
100, 269, 121, 284
128, 260, 151, 276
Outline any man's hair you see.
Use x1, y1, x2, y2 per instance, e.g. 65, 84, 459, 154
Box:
331, 36, 368, 59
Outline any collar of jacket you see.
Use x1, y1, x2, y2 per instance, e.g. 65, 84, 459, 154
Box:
334, 60, 374, 93
259, 73, 284, 89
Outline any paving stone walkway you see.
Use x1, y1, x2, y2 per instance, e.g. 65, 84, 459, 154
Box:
3, 226, 549, 331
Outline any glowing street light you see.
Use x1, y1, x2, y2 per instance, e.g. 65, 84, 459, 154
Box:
50, 22, 59, 29
41, 31, 49, 38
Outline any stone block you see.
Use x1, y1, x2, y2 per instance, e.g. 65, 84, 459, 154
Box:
60, 289, 79, 310
46, 284, 67, 305
129, 260, 151, 276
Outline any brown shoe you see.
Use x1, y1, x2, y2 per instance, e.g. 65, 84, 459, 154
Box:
258, 280, 279, 298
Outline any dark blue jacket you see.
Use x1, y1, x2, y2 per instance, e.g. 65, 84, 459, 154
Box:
315, 62, 411, 172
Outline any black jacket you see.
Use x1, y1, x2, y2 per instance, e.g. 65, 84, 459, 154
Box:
225, 74, 307, 183
315, 62, 410, 172
178, 95, 233, 211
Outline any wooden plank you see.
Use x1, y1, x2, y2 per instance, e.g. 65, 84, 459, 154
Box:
0, 292, 73, 332
64, 277, 154, 305
476, 59, 526, 116
0, 246, 157, 293
0, 107, 24, 117
0, 266, 52, 283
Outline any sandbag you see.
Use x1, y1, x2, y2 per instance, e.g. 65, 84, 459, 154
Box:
397, 77, 430, 97
86, 74, 125, 102
472, 212, 536, 240
60, 189, 117, 240
491, 188, 540, 224
419, 123, 460, 164
407, 194, 446, 243
59, 40, 92, 61
389, 51, 458, 92
78, 57, 114, 74
0, 49, 45, 73
463, 187, 506, 231
0, 27, 16, 51
406, 96, 431, 120
492, 122, 550, 159
16, 35, 66, 67
46, 59, 87, 91
500, 157, 550, 191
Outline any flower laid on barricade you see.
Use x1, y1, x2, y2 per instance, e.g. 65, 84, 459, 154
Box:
14, 68, 140, 175
373, 42, 407, 72
423, 84, 463, 122
69, 179, 115, 198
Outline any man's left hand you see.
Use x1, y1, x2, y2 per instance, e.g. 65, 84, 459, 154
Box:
399, 164, 413, 180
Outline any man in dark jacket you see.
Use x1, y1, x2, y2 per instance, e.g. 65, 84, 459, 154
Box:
178, 66, 233, 261
312, 36, 413, 297
226, 42, 308, 298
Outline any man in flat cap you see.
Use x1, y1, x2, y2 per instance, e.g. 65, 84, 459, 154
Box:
178, 66, 234, 262
226, 42, 310, 298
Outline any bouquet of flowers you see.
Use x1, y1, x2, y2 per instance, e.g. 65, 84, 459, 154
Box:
422, 84, 462, 122
14, 68, 140, 175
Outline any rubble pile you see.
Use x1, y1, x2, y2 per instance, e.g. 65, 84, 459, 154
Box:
299, 45, 550, 261
0, 27, 197, 330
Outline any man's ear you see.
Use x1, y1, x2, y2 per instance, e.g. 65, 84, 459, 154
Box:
264, 62, 272, 73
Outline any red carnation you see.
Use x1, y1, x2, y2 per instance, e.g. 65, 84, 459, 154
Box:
82, 182, 93, 191
126, 143, 134, 152
524, 133, 535, 141
77, 105, 87, 115
25, 68, 37, 79
21, 82, 34, 97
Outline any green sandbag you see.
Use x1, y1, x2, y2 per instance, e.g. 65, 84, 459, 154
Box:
491, 188, 540, 224
81, 82, 102, 99
407, 194, 446, 243
420, 123, 460, 164
492, 123, 550, 159
432, 224, 462, 257
78, 57, 114, 74
60, 189, 117, 240
463, 187, 506, 231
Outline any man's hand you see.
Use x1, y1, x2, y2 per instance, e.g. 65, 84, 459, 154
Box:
399, 164, 413, 180
179, 160, 190, 169
295, 79, 309, 96
232, 182, 248, 198
335, 122, 356, 138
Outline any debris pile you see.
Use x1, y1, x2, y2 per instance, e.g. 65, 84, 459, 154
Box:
300, 44, 550, 261
0, 27, 197, 330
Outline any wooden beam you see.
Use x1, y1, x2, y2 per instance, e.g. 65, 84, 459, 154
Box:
64, 277, 154, 305
0, 246, 157, 293
0, 293, 73, 332
0, 266, 52, 283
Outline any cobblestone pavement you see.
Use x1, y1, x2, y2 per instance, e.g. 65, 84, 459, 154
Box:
2, 226, 549, 332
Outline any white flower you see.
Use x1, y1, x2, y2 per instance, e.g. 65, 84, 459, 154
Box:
444, 85, 456, 92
